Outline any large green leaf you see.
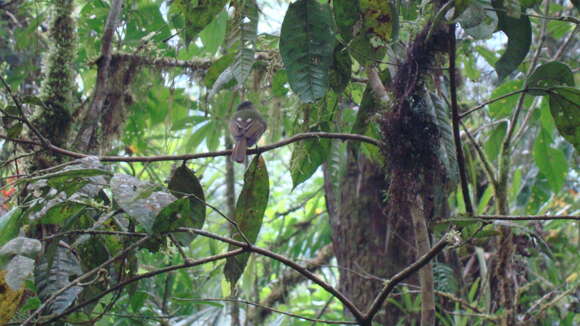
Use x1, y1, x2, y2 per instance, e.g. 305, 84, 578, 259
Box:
548, 87, 580, 150
488, 79, 529, 118
170, 0, 227, 46
533, 128, 568, 193
0, 208, 22, 252
280, 0, 335, 103
155, 165, 206, 246
526, 62, 575, 96
333, 0, 360, 42
457, 0, 498, 39
290, 134, 331, 190
110, 174, 176, 233
224, 156, 269, 287
360, 0, 398, 42
204, 53, 236, 88
231, 0, 258, 85
35, 246, 83, 315
329, 44, 352, 93
493, 0, 531, 80
199, 10, 228, 56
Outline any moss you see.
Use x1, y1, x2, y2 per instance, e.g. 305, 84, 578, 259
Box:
37, 0, 76, 149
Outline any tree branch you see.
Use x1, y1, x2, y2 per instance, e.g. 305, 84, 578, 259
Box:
178, 228, 366, 323
73, 0, 124, 151
249, 244, 334, 324
175, 297, 356, 325
111, 53, 213, 71
0, 132, 383, 163
21, 234, 152, 326
363, 233, 458, 324
475, 215, 580, 221
38, 249, 246, 326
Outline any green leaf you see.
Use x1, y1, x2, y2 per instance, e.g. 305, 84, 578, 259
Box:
453, 0, 471, 19
280, 0, 335, 103
199, 10, 227, 56
290, 134, 331, 189
533, 128, 568, 193
271, 70, 289, 97
159, 165, 207, 246
494, 1, 531, 80
333, 0, 360, 42
548, 87, 580, 150
329, 44, 352, 93
185, 122, 212, 152
349, 33, 386, 65
526, 62, 575, 96
488, 79, 524, 118
170, 0, 227, 46
484, 121, 507, 161
204, 53, 236, 88
458, 0, 498, 39
360, 0, 398, 42
35, 246, 83, 314
224, 156, 269, 287
0, 209, 22, 250
231, 0, 258, 85
110, 174, 176, 233
37, 202, 88, 225
475, 45, 499, 66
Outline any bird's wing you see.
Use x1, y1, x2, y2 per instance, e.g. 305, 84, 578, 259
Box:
243, 119, 266, 146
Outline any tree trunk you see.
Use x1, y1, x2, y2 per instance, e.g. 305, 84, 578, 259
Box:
324, 153, 417, 324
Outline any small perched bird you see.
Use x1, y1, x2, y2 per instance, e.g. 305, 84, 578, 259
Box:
229, 101, 267, 163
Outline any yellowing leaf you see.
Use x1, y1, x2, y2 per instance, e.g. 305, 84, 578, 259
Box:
0, 270, 24, 325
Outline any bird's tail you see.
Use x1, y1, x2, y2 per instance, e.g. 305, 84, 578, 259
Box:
232, 138, 247, 163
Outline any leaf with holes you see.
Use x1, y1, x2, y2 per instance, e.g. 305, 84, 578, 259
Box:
290, 133, 331, 189
224, 156, 269, 287
548, 87, 580, 151
280, 0, 335, 103
527, 62, 575, 96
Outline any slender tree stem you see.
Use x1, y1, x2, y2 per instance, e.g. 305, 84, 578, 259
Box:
449, 22, 474, 215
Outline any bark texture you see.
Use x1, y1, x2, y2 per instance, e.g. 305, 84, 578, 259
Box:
324, 153, 416, 324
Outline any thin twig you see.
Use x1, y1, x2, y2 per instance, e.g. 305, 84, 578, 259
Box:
178, 228, 365, 323
552, 24, 579, 61
363, 233, 456, 324
476, 215, 580, 221
21, 235, 152, 326
460, 121, 498, 187
459, 89, 529, 118
38, 249, 245, 326
0, 75, 50, 145
174, 297, 356, 325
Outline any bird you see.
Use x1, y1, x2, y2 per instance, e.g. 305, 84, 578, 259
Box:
229, 101, 267, 163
